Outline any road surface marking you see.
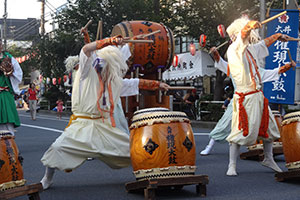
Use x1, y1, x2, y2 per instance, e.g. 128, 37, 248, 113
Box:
20, 124, 209, 136
193, 133, 209, 136
21, 124, 63, 133
18, 114, 69, 122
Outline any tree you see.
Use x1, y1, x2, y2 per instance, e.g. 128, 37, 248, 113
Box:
30, 0, 283, 100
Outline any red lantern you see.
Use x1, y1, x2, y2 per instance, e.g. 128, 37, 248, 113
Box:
173, 55, 179, 67
199, 34, 206, 47
52, 78, 57, 85
217, 24, 226, 38
58, 77, 62, 85
189, 43, 196, 56
63, 75, 68, 82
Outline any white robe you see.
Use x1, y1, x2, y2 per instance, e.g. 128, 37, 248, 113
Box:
41, 49, 140, 171
226, 35, 280, 146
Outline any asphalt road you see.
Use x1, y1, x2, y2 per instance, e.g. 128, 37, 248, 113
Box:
12, 110, 300, 200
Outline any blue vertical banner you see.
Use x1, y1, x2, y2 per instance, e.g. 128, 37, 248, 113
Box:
264, 9, 298, 105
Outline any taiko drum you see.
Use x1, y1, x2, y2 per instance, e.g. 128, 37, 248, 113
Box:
281, 111, 300, 170
0, 136, 25, 190
111, 20, 175, 75
129, 108, 196, 180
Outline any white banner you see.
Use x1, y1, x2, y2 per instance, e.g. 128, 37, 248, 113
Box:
163, 50, 216, 81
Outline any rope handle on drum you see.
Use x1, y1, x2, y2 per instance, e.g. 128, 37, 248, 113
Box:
156, 65, 166, 72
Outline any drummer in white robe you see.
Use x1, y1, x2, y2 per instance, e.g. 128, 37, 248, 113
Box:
40, 35, 169, 189
225, 17, 295, 176
200, 47, 293, 155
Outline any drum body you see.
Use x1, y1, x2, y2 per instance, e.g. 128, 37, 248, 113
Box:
281, 111, 300, 170
130, 108, 196, 180
111, 20, 175, 75
0, 136, 25, 190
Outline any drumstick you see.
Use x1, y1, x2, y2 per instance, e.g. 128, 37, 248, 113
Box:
287, 37, 300, 41
123, 39, 154, 43
287, 49, 293, 61
142, 30, 161, 38
96, 21, 103, 40
131, 30, 161, 40
168, 86, 196, 90
261, 11, 287, 25
82, 20, 92, 30
287, 49, 296, 70
209, 41, 228, 54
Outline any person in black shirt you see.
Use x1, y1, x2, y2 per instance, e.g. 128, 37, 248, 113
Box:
183, 89, 199, 119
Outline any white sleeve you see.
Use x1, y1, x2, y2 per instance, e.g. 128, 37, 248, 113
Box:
215, 57, 228, 74
251, 40, 269, 59
120, 78, 140, 97
78, 49, 95, 81
120, 44, 131, 61
259, 67, 280, 83
10, 57, 23, 95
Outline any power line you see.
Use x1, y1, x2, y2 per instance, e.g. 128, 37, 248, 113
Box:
14, 22, 40, 40
12, 2, 67, 40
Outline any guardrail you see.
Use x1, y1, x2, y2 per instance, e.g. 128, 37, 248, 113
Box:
39, 99, 72, 111
196, 100, 225, 121
39, 100, 50, 110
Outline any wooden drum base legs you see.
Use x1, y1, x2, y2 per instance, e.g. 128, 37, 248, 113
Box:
125, 175, 209, 200
0, 183, 43, 200
275, 169, 300, 182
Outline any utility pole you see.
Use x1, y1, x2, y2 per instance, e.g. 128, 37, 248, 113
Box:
260, 0, 266, 38
3, 0, 7, 50
40, 0, 45, 36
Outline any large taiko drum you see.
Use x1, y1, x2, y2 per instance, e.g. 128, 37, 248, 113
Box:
129, 108, 196, 180
111, 20, 175, 75
281, 111, 300, 170
0, 136, 26, 190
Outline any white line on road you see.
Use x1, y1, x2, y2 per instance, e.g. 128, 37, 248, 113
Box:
21, 124, 63, 133
21, 123, 208, 136
194, 133, 209, 136
18, 114, 69, 122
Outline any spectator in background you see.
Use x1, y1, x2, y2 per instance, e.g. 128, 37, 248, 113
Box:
183, 89, 199, 119
222, 86, 233, 110
56, 98, 64, 120
28, 83, 38, 120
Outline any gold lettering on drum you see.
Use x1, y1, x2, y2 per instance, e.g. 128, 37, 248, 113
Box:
167, 126, 177, 164
4, 139, 19, 181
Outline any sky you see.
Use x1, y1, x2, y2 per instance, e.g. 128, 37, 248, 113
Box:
0, 0, 68, 32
